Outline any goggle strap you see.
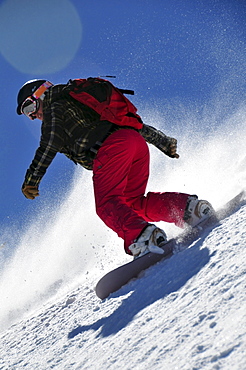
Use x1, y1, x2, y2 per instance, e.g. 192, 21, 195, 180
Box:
32, 81, 53, 100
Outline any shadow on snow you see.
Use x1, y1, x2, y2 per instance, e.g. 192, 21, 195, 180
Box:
68, 236, 212, 339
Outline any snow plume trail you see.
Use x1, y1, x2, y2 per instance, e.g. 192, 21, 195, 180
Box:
148, 97, 245, 201
141, 95, 246, 236
0, 96, 245, 332
0, 171, 123, 332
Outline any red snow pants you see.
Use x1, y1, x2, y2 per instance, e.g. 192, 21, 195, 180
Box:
93, 128, 190, 255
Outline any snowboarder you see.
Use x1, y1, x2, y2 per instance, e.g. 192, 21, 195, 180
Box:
17, 78, 214, 258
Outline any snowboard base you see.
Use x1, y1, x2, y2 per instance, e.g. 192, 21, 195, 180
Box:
95, 191, 245, 300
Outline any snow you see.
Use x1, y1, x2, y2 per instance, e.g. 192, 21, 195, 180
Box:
0, 102, 246, 369
0, 205, 245, 369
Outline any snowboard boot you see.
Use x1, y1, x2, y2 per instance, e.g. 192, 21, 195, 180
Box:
183, 195, 215, 227
129, 224, 167, 259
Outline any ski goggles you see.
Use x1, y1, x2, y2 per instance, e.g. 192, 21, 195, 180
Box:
21, 98, 40, 120
21, 81, 53, 120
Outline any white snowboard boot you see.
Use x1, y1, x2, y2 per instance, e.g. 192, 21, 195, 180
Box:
129, 224, 167, 258
184, 196, 215, 227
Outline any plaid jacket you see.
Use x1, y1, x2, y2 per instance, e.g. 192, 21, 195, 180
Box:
23, 84, 177, 188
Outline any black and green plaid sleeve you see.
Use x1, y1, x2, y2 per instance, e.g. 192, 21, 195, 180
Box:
22, 102, 66, 188
140, 124, 178, 158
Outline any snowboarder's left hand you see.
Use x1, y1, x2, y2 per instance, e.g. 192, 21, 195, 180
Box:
169, 142, 179, 158
22, 185, 39, 199
167, 139, 179, 159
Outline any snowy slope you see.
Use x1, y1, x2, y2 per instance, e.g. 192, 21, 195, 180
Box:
0, 101, 245, 369
0, 203, 245, 370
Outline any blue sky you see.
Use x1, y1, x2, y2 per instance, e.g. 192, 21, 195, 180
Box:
0, 0, 245, 229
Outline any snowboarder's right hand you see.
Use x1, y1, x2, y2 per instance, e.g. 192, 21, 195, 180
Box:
22, 185, 39, 199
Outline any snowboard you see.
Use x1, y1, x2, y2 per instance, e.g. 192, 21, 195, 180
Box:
95, 191, 245, 300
